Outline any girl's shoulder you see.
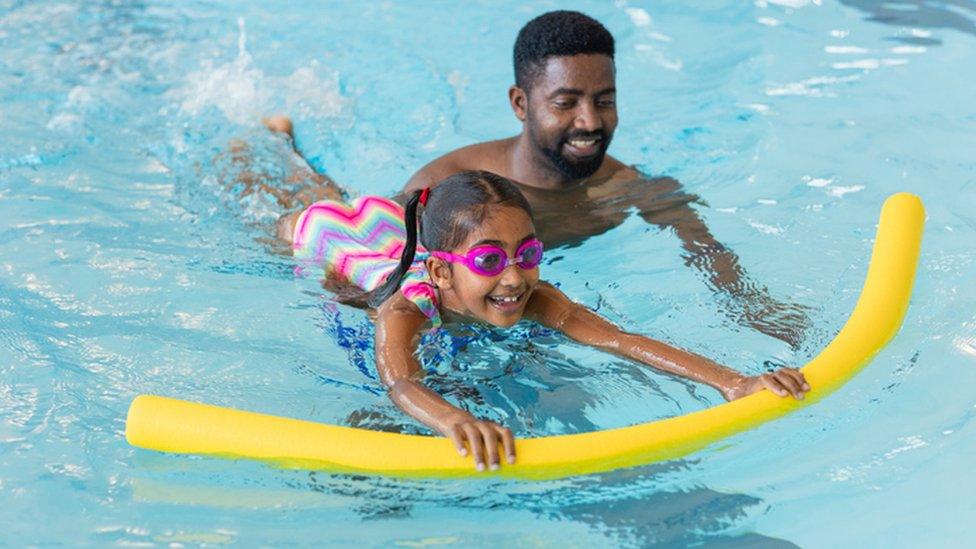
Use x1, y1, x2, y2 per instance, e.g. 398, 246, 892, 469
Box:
524, 282, 574, 325
378, 290, 430, 319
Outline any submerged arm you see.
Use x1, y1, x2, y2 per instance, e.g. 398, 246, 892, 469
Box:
634, 177, 811, 349
374, 293, 514, 470
525, 283, 809, 400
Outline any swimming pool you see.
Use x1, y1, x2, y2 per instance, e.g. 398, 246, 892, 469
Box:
1, 0, 974, 545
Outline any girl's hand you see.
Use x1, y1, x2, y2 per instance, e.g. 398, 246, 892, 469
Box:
441, 415, 516, 472
724, 368, 810, 401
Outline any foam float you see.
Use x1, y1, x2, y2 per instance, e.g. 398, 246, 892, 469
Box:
126, 193, 925, 479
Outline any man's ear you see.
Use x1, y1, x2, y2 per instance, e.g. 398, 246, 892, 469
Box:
426, 257, 453, 290
509, 85, 528, 122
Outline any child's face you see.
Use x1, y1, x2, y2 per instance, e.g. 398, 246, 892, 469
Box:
427, 205, 540, 328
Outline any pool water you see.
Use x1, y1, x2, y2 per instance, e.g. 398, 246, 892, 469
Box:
2, 0, 975, 545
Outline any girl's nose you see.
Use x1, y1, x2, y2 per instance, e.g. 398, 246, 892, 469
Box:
497, 262, 525, 287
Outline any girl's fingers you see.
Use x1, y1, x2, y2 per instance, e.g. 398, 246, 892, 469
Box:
497, 425, 516, 464
476, 423, 500, 470
774, 370, 803, 399
448, 425, 468, 457
789, 368, 811, 391
461, 424, 485, 471
760, 373, 789, 397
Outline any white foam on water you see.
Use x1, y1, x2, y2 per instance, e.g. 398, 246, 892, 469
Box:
832, 59, 881, 70
176, 18, 346, 126
827, 185, 865, 197
825, 45, 870, 54
891, 45, 926, 54
803, 175, 833, 187
747, 220, 783, 235
767, 0, 813, 7
883, 436, 927, 460
955, 337, 976, 357
633, 45, 683, 71
626, 7, 652, 27
766, 75, 860, 96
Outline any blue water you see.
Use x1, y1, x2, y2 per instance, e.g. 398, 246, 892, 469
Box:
2, 0, 975, 545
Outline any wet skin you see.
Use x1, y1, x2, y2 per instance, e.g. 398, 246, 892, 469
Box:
367, 205, 809, 472
250, 56, 817, 469
402, 54, 811, 348
265, 56, 810, 348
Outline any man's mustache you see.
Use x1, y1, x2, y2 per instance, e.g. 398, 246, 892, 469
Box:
561, 130, 608, 143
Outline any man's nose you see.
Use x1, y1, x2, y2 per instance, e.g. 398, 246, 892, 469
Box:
574, 102, 602, 132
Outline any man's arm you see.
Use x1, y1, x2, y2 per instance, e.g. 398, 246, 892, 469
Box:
633, 177, 811, 349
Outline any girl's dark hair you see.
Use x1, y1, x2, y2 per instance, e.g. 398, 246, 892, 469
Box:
367, 170, 533, 308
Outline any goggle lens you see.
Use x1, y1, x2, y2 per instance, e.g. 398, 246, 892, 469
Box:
515, 241, 543, 269
473, 251, 504, 274
432, 239, 544, 277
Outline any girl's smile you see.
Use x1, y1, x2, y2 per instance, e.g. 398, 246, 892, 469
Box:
426, 205, 540, 328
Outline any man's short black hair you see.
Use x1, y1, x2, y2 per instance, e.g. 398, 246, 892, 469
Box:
513, 10, 615, 90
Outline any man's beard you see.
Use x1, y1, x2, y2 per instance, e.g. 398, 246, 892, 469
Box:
536, 130, 610, 180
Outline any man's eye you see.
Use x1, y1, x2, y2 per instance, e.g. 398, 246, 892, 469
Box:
553, 100, 574, 109
598, 98, 616, 108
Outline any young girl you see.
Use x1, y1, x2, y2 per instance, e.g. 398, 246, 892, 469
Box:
280, 170, 810, 472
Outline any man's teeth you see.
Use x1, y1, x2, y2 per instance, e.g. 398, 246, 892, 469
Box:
569, 138, 597, 148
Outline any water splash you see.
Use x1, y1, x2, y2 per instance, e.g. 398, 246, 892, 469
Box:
176, 17, 346, 126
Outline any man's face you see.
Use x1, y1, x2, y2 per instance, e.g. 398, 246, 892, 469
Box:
522, 54, 617, 180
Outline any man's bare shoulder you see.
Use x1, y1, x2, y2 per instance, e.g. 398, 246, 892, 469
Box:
600, 154, 641, 182
403, 138, 514, 192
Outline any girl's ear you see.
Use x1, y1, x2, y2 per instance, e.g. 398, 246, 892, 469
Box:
426, 257, 453, 290
509, 85, 528, 122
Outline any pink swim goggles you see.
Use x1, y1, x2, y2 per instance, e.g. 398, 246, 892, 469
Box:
431, 239, 544, 277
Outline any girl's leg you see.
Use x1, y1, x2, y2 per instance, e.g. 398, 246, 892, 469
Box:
261, 115, 346, 208
217, 114, 347, 243
264, 115, 349, 243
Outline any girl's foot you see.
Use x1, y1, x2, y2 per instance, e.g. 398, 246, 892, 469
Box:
261, 115, 294, 140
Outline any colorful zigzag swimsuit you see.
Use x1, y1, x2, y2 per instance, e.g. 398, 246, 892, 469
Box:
292, 196, 441, 328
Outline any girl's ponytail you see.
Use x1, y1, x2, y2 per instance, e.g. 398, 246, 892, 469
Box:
367, 189, 423, 308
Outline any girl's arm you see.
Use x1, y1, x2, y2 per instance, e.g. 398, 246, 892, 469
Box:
374, 293, 515, 471
524, 282, 809, 400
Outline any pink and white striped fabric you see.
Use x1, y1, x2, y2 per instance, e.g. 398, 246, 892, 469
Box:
292, 196, 441, 328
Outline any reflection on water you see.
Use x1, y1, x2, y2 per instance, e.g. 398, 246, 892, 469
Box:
840, 0, 976, 42
6, 0, 974, 545
130, 457, 790, 546
335, 315, 716, 436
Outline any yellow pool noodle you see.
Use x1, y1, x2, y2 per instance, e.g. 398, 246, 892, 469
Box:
126, 193, 925, 480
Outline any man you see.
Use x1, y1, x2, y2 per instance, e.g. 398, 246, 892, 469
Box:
264, 10, 808, 348
402, 10, 809, 347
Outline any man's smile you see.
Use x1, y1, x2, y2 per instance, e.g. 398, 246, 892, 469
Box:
564, 136, 602, 157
